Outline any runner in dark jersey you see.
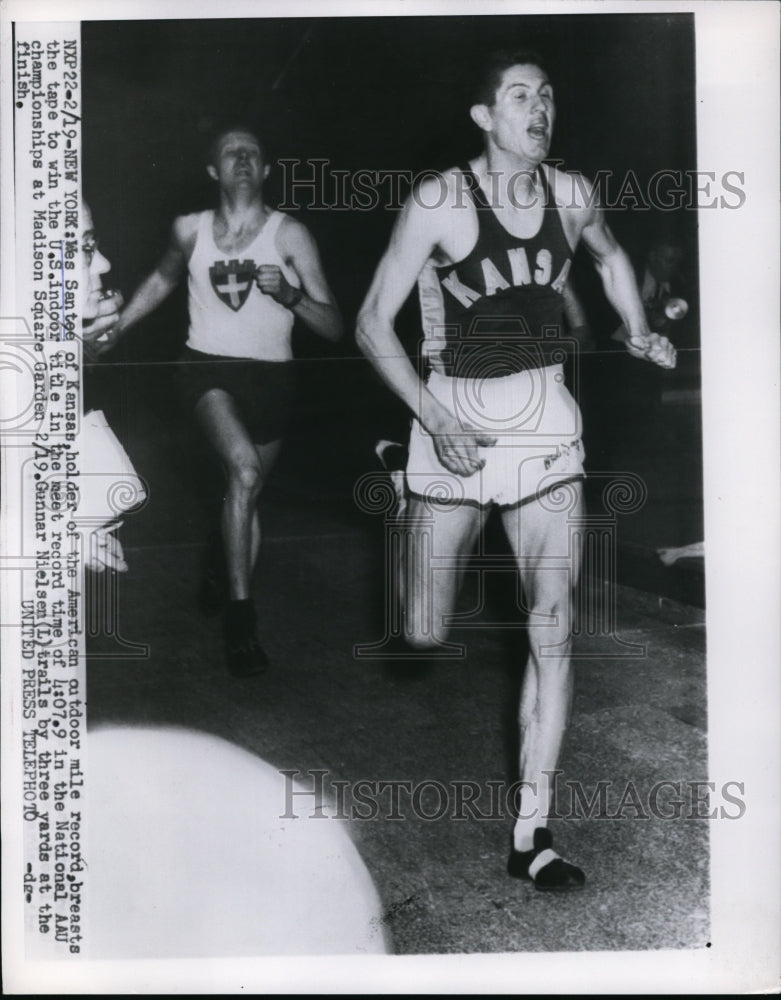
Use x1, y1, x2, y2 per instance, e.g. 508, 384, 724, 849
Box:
357, 50, 675, 889
421, 164, 573, 377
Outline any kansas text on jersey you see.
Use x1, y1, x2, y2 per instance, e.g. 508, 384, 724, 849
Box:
417, 166, 573, 378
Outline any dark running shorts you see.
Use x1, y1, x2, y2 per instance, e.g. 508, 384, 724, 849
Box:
176, 347, 297, 445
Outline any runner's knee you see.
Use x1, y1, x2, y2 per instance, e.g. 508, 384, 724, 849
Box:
228, 455, 263, 496
527, 589, 574, 646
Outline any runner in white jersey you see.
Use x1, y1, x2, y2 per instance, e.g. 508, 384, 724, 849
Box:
104, 124, 343, 676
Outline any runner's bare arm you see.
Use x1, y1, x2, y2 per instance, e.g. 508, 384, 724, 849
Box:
111, 215, 195, 341
260, 218, 343, 341
356, 181, 496, 477
578, 194, 676, 369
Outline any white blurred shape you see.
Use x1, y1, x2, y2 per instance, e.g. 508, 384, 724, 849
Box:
85, 725, 390, 958
657, 540, 705, 566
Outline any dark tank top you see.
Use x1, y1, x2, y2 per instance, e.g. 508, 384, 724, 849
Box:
417, 166, 573, 378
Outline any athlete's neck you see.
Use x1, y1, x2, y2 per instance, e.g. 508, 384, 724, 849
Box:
473, 151, 545, 210
216, 193, 269, 235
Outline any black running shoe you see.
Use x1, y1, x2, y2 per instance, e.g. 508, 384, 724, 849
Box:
507, 827, 586, 891
223, 630, 270, 678
222, 600, 268, 677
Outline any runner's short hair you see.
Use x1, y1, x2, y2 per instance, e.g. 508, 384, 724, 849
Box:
468, 48, 550, 108
206, 123, 268, 166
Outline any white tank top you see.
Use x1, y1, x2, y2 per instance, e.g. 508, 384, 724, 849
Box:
186, 209, 299, 361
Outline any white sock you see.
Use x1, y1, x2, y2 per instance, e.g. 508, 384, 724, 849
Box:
513, 785, 544, 852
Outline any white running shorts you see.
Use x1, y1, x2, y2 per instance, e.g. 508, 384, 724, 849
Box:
406, 365, 585, 508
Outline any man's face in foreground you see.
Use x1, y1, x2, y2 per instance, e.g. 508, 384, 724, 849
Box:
476, 63, 556, 166
81, 202, 112, 322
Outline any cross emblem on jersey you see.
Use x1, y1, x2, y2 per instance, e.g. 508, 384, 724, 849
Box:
209, 259, 257, 311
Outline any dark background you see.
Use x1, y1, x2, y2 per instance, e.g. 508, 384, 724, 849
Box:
83, 13, 698, 351
82, 13, 704, 592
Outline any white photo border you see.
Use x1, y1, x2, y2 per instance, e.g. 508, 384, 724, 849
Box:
1, 0, 779, 993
